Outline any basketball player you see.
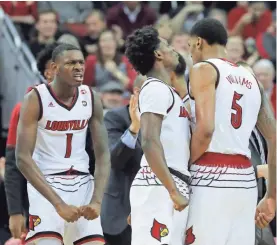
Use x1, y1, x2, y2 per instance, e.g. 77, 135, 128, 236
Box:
5, 42, 59, 241
185, 18, 276, 245
16, 43, 110, 245
125, 26, 191, 245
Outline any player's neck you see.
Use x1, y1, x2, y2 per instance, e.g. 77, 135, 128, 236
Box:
202, 45, 227, 61
50, 80, 76, 100
147, 69, 172, 85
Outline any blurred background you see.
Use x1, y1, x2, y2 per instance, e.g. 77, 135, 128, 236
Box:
0, 0, 276, 243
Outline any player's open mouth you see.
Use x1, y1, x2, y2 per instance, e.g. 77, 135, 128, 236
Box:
73, 74, 83, 82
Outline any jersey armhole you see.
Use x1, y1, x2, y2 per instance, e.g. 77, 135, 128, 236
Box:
201, 60, 220, 89
32, 87, 43, 121
138, 80, 175, 114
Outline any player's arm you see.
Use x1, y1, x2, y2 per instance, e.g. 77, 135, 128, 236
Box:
140, 112, 177, 194
189, 63, 217, 164
256, 83, 276, 199
139, 83, 178, 195
16, 90, 65, 208
89, 91, 111, 204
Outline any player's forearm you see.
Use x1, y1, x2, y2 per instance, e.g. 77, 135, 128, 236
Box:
265, 140, 276, 199
91, 153, 110, 204
190, 128, 213, 164
16, 154, 65, 207
142, 139, 177, 194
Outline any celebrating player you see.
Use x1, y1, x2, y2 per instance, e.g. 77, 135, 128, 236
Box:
16, 43, 110, 245
125, 26, 191, 245
186, 18, 276, 245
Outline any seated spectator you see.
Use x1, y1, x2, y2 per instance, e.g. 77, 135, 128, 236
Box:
83, 10, 106, 55
83, 30, 136, 91
99, 82, 125, 115
29, 10, 59, 58
37, 1, 93, 24
253, 59, 276, 117
228, 2, 272, 39
226, 36, 246, 63
107, 1, 157, 39
0, 1, 37, 41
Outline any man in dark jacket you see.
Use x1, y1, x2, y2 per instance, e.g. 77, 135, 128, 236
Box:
101, 75, 145, 245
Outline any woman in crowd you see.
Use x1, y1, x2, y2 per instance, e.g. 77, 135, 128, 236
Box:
83, 29, 136, 92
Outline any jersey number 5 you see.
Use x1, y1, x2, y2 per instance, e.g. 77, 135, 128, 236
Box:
65, 133, 73, 158
231, 91, 243, 129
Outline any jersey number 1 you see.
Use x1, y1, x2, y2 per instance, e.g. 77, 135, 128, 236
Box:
65, 133, 73, 158
231, 91, 243, 129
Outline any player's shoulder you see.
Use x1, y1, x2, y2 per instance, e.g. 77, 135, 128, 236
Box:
141, 78, 171, 93
78, 84, 93, 95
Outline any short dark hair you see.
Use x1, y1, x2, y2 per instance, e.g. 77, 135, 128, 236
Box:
174, 54, 186, 76
36, 42, 60, 74
125, 26, 160, 75
52, 43, 81, 62
190, 18, 228, 46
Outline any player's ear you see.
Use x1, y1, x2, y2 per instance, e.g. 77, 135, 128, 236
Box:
50, 62, 58, 75
154, 50, 163, 61
196, 37, 203, 50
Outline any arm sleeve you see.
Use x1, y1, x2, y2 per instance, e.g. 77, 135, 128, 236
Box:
139, 82, 173, 116
121, 129, 138, 149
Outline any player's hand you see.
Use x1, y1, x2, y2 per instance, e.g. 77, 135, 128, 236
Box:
55, 203, 80, 222
170, 190, 189, 211
9, 214, 26, 239
255, 196, 276, 229
80, 202, 101, 220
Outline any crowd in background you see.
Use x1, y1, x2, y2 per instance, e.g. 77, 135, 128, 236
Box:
0, 1, 276, 245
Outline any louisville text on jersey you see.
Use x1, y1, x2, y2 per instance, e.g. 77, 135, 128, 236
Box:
45, 119, 89, 131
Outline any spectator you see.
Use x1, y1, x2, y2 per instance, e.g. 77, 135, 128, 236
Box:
99, 82, 125, 115
226, 36, 246, 63
0, 1, 37, 41
29, 10, 58, 58
171, 32, 190, 55
208, 8, 227, 28
83, 30, 136, 91
106, 1, 157, 39
101, 75, 145, 245
155, 15, 173, 42
253, 59, 276, 117
228, 2, 272, 39
37, 1, 93, 24
83, 10, 106, 55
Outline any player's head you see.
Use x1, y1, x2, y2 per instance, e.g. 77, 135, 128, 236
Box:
125, 26, 179, 76
170, 53, 187, 88
51, 43, 85, 87
37, 42, 60, 83
189, 18, 228, 64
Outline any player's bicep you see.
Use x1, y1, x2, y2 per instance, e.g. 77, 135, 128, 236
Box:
256, 84, 276, 142
190, 63, 217, 132
89, 91, 109, 158
16, 90, 40, 157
